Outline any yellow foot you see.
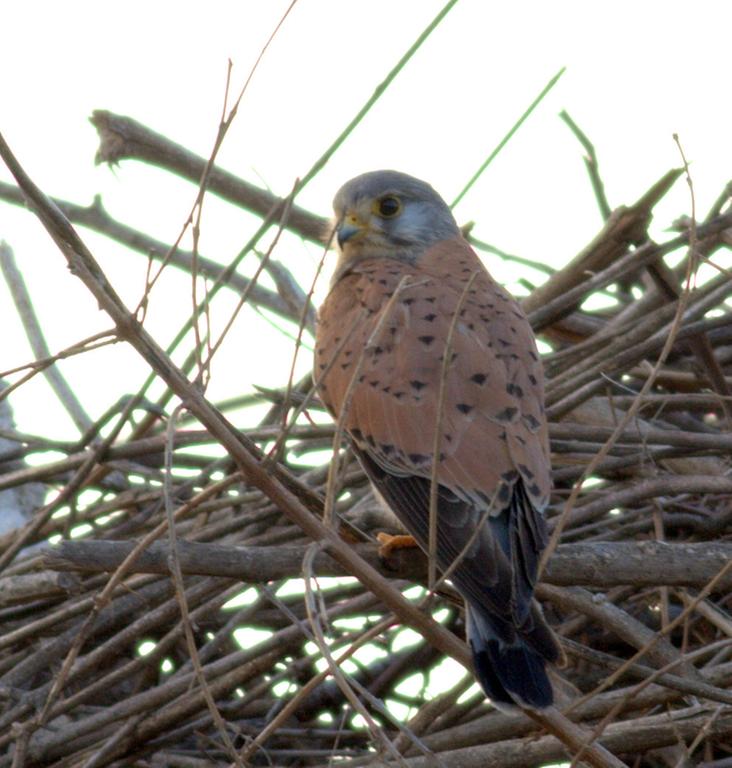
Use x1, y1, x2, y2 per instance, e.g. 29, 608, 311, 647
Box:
377, 532, 419, 559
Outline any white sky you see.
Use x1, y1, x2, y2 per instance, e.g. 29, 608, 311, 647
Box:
1, 0, 731, 439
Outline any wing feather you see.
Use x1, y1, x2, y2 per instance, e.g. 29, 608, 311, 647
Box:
315, 238, 550, 626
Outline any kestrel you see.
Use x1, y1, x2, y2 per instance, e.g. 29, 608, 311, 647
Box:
314, 170, 560, 709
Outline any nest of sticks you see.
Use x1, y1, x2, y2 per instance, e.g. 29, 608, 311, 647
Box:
0, 111, 731, 768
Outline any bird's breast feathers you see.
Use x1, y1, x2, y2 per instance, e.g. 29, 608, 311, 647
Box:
315, 239, 550, 513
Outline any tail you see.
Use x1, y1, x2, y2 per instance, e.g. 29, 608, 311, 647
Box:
466, 602, 560, 710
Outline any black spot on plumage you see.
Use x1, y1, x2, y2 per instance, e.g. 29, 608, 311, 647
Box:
393, 391, 406, 400
318, 363, 326, 370
498, 338, 512, 348
501, 470, 518, 482
410, 380, 427, 391
423, 313, 437, 322
456, 403, 473, 415
498, 484, 511, 503
402, 297, 415, 306
418, 335, 435, 346
382, 385, 391, 393
506, 383, 524, 398
424, 296, 437, 303
529, 350, 538, 361
470, 372, 488, 385
340, 362, 351, 370
528, 374, 538, 386
372, 345, 384, 355
380, 443, 394, 455
528, 482, 542, 498
518, 463, 534, 479
351, 428, 363, 441
408, 453, 429, 464
369, 379, 380, 388
495, 406, 518, 422
524, 414, 541, 431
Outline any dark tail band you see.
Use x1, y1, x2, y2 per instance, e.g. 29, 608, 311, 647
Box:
471, 638, 553, 709
467, 603, 558, 709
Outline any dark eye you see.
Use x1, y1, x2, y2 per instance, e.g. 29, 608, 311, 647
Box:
376, 195, 401, 218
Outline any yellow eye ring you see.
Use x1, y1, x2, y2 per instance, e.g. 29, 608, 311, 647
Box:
374, 195, 401, 218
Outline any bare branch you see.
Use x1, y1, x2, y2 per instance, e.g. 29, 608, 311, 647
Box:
90, 110, 328, 244
43, 539, 732, 592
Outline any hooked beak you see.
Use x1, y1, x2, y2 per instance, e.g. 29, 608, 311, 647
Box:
336, 212, 367, 249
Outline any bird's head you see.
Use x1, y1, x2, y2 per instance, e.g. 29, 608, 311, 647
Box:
330, 170, 460, 275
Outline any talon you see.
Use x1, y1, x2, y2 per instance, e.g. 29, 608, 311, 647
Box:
377, 532, 419, 558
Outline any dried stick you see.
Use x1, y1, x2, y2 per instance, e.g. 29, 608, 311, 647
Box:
0, 241, 92, 433
91, 111, 327, 244
521, 167, 682, 316
559, 110, 612, 220
162, 406, 244, 767
45, 538, 732, 593
359, 706, 732, 768
0, 182, 298, 322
